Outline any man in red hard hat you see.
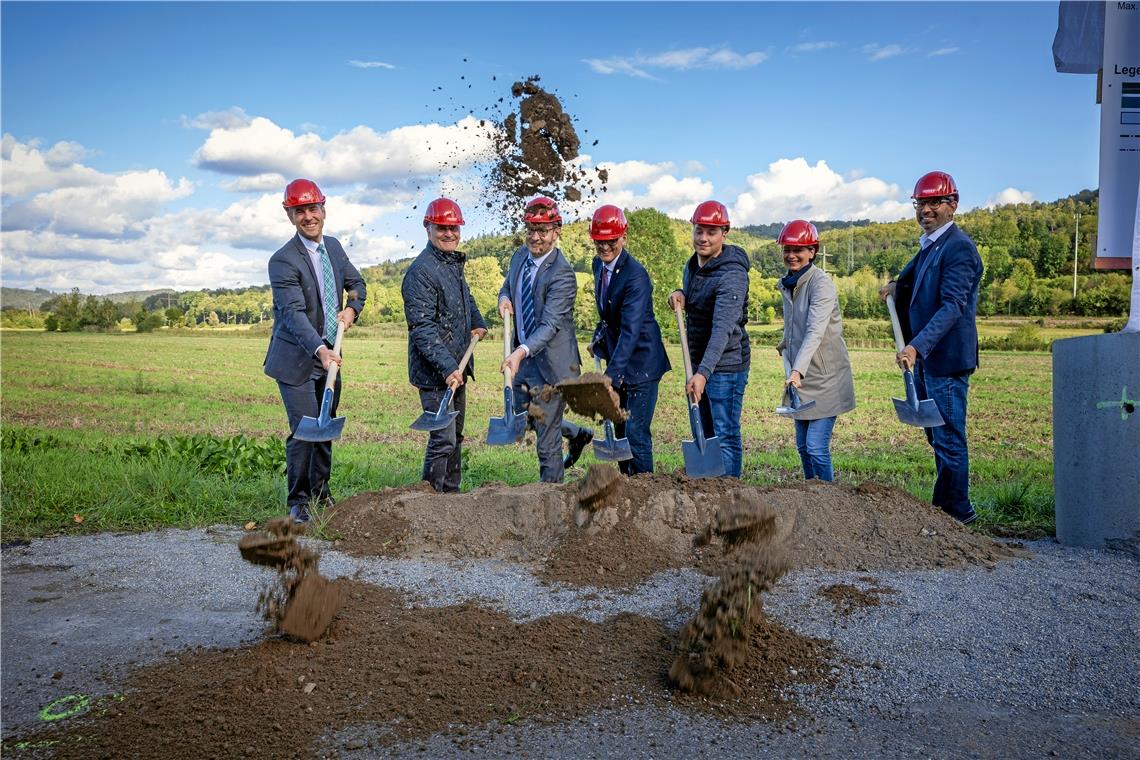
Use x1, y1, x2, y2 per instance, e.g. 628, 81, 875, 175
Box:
668, 200, 752, 477
879, 171, 982, 525
265, 179, 366, 523
402, 198, 488, 492
587, 205, 670, 475
498, 197, 585, 482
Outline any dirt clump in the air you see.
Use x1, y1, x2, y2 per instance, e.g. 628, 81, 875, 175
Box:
487, 76, 607, 221
669, 492, 800, 697
577, 463, 623, 511
558, 371, 627, 422
238, 517, 342, 642
819, 580, 899, 617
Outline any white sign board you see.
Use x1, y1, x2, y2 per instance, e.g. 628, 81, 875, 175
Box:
1097, 1, 1140, 270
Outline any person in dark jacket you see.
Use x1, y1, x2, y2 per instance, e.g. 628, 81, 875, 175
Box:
402, 198, 487, 492
586, 205, 670, 475
265, 179, 366, 523
879, 171, 982, 525
668, 200, 751, 478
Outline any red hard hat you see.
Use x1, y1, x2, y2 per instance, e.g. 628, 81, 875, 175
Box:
523, 197, 562, 225
282, 179, 326, 209
690, 200, 730, 228
912, 171, 959, 199
423, 197, 465, 227
589, 205, 628, 240
777, 220, 820, 249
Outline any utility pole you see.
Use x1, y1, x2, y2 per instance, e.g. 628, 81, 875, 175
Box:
1071, 211, 1080, 299
821, 245, 827, 272
848, 227, 854, 273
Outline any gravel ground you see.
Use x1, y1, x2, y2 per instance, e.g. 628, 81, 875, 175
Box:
2, 529, 1137, 758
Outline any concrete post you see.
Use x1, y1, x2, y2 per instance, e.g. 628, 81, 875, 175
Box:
1052, 332, 1140, 553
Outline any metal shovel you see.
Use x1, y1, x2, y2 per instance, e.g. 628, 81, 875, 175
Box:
673, 302, 725, 478
591, 357, 633, 462
486, 311, 528, 445
775, 354, 817, 416
294, 320, 348, 443
410, 333, 481, 432
885, 294, 945, 428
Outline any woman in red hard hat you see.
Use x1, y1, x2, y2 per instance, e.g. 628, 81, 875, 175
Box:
776, 220, 855, 481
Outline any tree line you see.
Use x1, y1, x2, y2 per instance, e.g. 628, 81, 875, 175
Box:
6, 191, 1128, 333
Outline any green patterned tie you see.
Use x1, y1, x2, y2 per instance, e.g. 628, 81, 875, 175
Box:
318, 243, 338, 344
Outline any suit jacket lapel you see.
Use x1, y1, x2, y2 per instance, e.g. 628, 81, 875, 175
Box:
914, 226, 952, 292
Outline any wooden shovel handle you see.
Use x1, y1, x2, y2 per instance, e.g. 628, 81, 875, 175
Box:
884, 294, 908, 353
672, 301, 695, 383
323, 319, 347, 391
448, 333, 481, 389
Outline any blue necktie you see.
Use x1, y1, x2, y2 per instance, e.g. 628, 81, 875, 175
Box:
520, 258, 538, 339
318, 243, 338, 344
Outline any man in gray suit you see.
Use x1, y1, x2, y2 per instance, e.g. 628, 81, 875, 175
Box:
264, 179, 366, 523
498, 197, 583, 483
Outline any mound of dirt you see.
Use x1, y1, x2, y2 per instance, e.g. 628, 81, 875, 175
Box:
26, 582, 834, 757
328, 476, 1021, 589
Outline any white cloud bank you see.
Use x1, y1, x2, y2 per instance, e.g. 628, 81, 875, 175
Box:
984, 187, 1034, 208
583, 46, 768, 79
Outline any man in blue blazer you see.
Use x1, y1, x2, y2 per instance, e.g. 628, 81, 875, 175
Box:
498, 198, 583, 483
265, 179, 366, 523
880, 171, 982, 525
586, 205, 670, 475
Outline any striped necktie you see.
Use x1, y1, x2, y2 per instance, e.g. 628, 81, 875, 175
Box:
318, 243, 338, 344
520, 257, 538, 339
600, 266, 612, 306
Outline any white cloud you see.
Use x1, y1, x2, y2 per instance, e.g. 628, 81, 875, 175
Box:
584, 46, 768, 79
862, 43, 906, 61
348, 60, 396, 69
928, 47, 959, 57
590, 159, 714, 219
984, 187, 1034, 209
180, 107, 252, 130
1, 134, 103, 197
789, 41, 838, 53
731, 157, 912, 224
193, 115, 498, 184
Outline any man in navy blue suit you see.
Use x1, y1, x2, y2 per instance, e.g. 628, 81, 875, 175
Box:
264, 179, 366, 523
586, 205, 671, 475
880, 171, 982, 525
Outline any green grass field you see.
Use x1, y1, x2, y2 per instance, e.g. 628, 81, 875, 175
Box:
0, 327, 1056, 537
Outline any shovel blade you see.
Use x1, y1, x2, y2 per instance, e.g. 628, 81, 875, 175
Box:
593, 421, 633, 462
410, 388, 458, 432
682, 437, 725, 478
487, 385, 527, 445
891, 396, 945, 428
775, 385, 818, 416
293, 388, 345, 442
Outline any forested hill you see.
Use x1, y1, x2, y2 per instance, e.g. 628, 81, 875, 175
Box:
5, 190, 1127, 331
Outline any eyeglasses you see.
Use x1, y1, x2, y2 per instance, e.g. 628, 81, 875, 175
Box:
525, 225, 556, 236
912, 197, 953, 210
594, 239, 620, 250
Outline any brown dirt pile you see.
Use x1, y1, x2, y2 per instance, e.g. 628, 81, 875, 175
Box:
238, 518, 341, 642
26, 582, 833, 757
328, 476, 1020, 589
669, 493, 794, 696
558, 372, 627, 423
577, 463, 623, 511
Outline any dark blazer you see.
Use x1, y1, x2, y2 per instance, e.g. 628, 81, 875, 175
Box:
497, 245, 581, 386
590, 249, 670, 388
264, 234, 366, 386
895, 222, 983, 377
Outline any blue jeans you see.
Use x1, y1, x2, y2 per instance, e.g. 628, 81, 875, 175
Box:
794, 416, 837, 481
914, 366, 975, 522
699, 370, 748, 478
615, 381, 660, 475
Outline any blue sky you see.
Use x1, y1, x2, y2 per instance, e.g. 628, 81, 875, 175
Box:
1, 1, 1100, 293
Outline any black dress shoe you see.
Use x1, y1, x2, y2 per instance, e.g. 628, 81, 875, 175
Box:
564, 428, 594, 469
